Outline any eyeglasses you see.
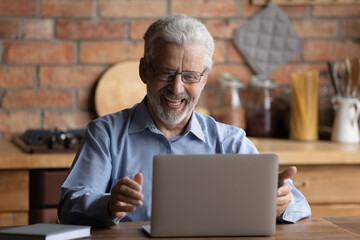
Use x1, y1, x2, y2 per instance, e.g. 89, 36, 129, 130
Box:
148, 64, 206, 84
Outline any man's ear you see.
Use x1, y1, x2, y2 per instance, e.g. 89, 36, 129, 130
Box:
201, 74, 208, 90
139, 58, 148, 84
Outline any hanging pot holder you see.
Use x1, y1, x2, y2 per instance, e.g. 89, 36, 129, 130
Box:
233, 2, 302, 77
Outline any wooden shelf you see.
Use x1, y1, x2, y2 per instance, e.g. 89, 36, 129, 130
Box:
252, 0, 360, 5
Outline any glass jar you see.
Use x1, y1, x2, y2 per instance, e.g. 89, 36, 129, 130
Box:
245, 75, 277, 138
318, 72, 336, 140
211, 73, 246, 129
273, 85, 291, 138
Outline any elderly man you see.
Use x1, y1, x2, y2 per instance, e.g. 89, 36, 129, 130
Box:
58, 14, 311, 227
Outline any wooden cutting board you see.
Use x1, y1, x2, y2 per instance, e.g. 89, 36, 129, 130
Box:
95, 61, 147, 116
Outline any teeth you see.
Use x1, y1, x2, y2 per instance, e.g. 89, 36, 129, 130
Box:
165, 96, 182, 106
168, 101, 181, 106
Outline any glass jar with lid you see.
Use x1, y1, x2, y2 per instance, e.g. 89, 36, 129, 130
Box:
210, 73, 246, 129
245, 75, 277, 137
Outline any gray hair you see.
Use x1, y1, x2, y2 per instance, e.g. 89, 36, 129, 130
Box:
143, 14, 215, 71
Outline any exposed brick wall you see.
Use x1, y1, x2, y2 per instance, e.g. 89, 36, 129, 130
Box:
0, 0, 359, 139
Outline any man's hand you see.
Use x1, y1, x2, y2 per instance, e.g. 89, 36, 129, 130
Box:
277, 166, 297, 216
108, 173, 144, 219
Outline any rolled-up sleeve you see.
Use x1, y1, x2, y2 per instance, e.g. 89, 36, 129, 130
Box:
58, 122, 119, 227
277, 179, 312, 223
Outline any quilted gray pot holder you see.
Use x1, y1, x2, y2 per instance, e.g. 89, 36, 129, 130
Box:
233, 3, 302, 77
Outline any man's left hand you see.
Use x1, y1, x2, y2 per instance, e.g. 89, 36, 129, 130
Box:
277, 166, 297, 216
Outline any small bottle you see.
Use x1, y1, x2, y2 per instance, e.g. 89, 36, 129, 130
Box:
211, 73, 246, 129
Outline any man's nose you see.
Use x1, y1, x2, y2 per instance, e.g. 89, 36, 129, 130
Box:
168, 73, 185, 94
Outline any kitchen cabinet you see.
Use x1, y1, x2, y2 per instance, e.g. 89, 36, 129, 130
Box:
253, 138, 360, 217
0, 170, 29, 226
0, 138, 359, 226
0, 140, 73, 227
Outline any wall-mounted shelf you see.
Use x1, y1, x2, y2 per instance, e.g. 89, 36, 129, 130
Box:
252, 0, 360, 5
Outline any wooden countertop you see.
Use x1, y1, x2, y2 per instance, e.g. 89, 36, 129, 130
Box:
251, 138, 360, 165
0, 140, 74, 169
0, 138, 359, 170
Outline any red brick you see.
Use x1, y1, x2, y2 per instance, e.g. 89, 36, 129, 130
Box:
130, 20, 153, 40
79, 41, 143, 64
77, 89, 95, 110
0, 111, 40, 132
279, 6, 307, 18
0, 0, 36, 16
213, 41, 226, 64
304, 40, 360, 62
2, 90, 73, 108
99, 0, 165, 18
209, 64, 253, 84
289, 55, 301, 64
313, 4, 360, 17
204, 19, 244, 39
342, 20, 360, 38
292, 20, 337, 38
56, 21, 126, 40
40, 66, 106, 88
171, 0, 237, 17
242, 1, 306, 18
242, 0, 262, 18
43, 111, 94, 130
0, 21, 20, 39
0, 67, 35, 87
269, 63, 326, 85
23, 19, 54, 39
228, 42, 244, 64
41, 0, 93, 17
4, 42, 74, 64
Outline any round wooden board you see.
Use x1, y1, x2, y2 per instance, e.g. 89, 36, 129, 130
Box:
95, 61, 147, 117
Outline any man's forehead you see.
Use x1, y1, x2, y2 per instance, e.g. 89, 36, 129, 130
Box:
152, 42, 206, 66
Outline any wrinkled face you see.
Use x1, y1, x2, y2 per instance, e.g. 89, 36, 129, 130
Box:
141, 42, 208, 126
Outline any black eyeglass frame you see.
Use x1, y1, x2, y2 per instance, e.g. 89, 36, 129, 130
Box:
148, 64, 207, 84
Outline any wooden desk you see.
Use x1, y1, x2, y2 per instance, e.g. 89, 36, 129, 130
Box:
1, 139, 360, 226
88, 217, 360, 239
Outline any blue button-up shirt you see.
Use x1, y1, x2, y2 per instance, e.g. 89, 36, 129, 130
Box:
58, 98, 311, 227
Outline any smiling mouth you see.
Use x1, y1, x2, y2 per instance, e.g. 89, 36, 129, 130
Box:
164, 96, 185, 108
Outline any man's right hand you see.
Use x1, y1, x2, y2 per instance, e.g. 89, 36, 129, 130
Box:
108, 173, 144, 219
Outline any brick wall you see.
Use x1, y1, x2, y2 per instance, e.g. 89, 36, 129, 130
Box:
0, 0, 359, 139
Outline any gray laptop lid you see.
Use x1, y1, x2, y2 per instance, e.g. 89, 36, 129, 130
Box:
146, 154, 278, 237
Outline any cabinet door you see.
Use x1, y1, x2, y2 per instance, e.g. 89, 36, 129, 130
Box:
280, 165, 360, 217
0, 170, 29, 226
0, 170, 29, 211
0, 212, 28, 226
310, 204, 360, 217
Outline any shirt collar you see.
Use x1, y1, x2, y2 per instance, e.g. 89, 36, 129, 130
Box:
128, 96, 205, 142
128, 97, 156, 134
186, 111, 206, 142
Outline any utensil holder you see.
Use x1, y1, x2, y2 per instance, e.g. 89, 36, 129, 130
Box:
331, 97, 360, 143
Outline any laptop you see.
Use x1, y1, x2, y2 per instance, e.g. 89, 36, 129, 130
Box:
142, 154, 278, 237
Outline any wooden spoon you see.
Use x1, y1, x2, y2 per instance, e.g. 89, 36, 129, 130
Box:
345, 58, 352, 97
352, 58, 360, 98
